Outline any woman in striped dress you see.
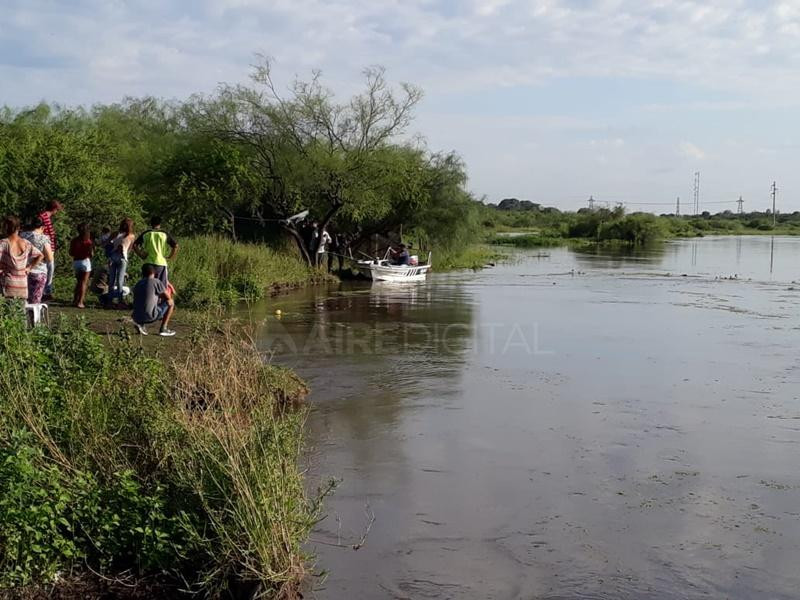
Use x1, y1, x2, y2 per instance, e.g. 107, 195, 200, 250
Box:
20, 216, 54, 303
0, 216, 44, 300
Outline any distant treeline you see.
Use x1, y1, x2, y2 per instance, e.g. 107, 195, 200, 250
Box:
0, 59, 484, 265
483, 201, 800, 245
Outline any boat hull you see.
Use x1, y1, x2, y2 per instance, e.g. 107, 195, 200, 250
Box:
357, 263, 431, 282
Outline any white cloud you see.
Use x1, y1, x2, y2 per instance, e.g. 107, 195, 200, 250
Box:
4, 0, 800, 104
679, 142, 707, 160
2, 0, 800, 209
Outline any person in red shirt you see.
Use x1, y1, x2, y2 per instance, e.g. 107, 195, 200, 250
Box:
38, 199, 62, 299
68, 223, 93, 308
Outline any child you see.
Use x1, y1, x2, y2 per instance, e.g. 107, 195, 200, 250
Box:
68, 223, 94, 308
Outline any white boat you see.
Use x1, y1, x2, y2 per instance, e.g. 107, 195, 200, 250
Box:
355, 251, 432, 282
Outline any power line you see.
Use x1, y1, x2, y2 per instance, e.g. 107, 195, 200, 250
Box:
737, 195, 744, 214
622, 199, 737, 206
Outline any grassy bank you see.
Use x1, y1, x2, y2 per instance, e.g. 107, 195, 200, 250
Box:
170, 237, 333, 307
52, 235, 333, 309
0, 302, 321, 598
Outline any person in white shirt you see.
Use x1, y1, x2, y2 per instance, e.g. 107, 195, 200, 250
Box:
316, 228, 332, 267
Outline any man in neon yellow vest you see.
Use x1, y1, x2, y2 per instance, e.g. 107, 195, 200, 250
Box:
133, 216, 178, 286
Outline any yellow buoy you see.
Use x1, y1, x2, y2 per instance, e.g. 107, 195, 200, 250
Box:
275, 309, 282, 316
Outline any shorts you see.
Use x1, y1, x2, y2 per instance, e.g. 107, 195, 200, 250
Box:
73, 259, 92, 273
145, 264, 168, 286
137, 302, 169, 325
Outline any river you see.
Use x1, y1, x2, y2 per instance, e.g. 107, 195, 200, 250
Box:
246, 235, 800, 599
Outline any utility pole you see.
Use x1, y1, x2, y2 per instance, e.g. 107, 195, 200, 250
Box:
737, 195, 744, 214
771, 181, 778, 226
588, 195, 595, 210
693, 172, 701, 215
676, 196, 681, 216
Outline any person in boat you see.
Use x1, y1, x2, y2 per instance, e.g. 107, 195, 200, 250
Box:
390, 243, 410, 266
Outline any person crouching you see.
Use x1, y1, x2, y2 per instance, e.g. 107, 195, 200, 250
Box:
132, 264, 175, 337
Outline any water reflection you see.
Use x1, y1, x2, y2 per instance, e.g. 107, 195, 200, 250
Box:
770, 235, 775, 274
570, 242, 667, 269
255, 281, 475, 364
565, 235, 796, 281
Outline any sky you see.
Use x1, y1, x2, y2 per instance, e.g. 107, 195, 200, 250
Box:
2, 0, 800, 212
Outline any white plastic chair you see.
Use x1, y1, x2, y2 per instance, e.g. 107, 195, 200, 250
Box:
25, 303, 49, 327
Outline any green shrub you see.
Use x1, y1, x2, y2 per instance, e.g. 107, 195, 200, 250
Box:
598, 213, 665, 244
0, 105, 142, 235
0, 431, 193, 587
0, 304, 320, 596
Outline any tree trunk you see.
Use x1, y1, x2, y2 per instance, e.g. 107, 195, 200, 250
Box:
281, 223, 313, 266
319, 201, 342, 233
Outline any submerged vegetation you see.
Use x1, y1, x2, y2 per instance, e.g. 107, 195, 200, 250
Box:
0, 303, 319, 597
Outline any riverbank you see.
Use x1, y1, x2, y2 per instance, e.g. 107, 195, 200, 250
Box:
0, 301, 320, 599
49, 235, 334, 310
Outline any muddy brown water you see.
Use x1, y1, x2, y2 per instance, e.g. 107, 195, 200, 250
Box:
243, 236, 800, 599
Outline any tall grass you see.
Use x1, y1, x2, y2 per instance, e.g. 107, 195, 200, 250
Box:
168, 326, 314, 596
0, 303, 321, 597
171, 236, 331, 308
433, 244, 505, 270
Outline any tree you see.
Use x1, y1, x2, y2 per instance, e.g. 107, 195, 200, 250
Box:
0, 105, 141, 237
158, 137, 264, 240
192, 59, 423, 265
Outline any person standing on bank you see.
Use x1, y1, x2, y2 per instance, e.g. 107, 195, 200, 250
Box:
108, 217, 136, 307
0, 216, 44, 300
37, 200, 62, 300
132, 264, 175, 336
20, 217, 54, 304
317, 227, 331, 267
68, 223, 93, 308
133, 216, 178, 286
